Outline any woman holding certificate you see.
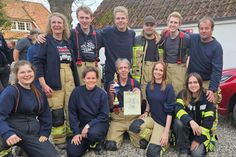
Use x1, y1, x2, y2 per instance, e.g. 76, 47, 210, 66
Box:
129, 61, 176, 157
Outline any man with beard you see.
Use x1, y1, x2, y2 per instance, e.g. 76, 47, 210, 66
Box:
132, 15, 161, 112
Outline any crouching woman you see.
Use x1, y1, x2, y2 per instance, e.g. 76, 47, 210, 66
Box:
173, 72, 216, 157
67, 66, 109, 157
0, 60, 58, 157
129, 61, 176, 157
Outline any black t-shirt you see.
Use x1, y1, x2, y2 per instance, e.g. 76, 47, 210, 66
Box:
145, 39, 158, 61
53, 39, 71, 63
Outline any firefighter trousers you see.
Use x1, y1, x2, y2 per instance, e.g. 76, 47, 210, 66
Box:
106, 111, 141, 149
202, 80, 221, 132
5, 114, 59, 157
67, 122, 108, 157
167, 63, 187, 95
139, 116, 166, 145
140, 61, 156, 101
48, 64, 75, 144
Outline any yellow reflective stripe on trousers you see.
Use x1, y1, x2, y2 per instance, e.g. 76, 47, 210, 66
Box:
0, 148, 11, 156
176, 109, 188, 119
200, 126, 211, 150
203, 111, 214, 118
90, 142, 98, 149
51, 125, 66, 135
204, 139, 210, 151
176, 98, 185, 108
200, 126, 210, 140
140, 128, 152, 140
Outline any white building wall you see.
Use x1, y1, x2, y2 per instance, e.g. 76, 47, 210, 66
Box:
99, 19, 236, 70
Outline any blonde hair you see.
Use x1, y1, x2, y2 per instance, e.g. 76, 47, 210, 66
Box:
167, 11, 183, 25
113, 6, 128, 18
46, 12, 70, 40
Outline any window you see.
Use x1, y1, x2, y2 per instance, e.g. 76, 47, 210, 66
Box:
18, 22, 25, 30
11, 21, 32, 31
11, 21, 16, 29
26, 23, 32, 30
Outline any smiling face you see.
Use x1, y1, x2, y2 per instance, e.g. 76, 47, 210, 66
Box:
50, 16, 64, 35
83, 71, 97, 90
114, 12, 128, 32
188, 76, 200, 95
117, 62, 129, 80
153, 63, 164, 82
167, 16, 181, 33
17, 64, 35, 87
143, 23, 156, 36
77, 10, 93, 32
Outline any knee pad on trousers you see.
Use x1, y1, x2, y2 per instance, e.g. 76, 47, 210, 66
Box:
139, 139, 148, 149
129, 119, 144, 133
51, 108, 65, 127
105, 140, 117, 151
146, 144, 161, 157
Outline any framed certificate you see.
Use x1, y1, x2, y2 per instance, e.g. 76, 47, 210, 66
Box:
123, 91, 141, 115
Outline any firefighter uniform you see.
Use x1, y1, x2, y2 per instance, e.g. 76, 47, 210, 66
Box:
202, 80, 221, 133
105, 78, 142, 150
33, 35, 79, 145
160, 31, 190, 95
166, 63, 187, 95
48, 64, 75, 144
174, 91, 216, 155
132, 31, 160, 106
188, 33, 223, 138
0, 84, 59, 157
129, 83, 176, 156
70, 23, 102, 87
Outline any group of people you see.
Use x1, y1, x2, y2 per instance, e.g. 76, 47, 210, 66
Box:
0, 4, 222, 157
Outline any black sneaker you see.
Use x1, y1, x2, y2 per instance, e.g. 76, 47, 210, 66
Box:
139, 139, 148, 149
90, 142, 103, 155
179, 149, 189, 157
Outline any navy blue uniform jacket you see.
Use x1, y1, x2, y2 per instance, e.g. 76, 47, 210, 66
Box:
33, 34, 79, 90
68, 85, 109, 135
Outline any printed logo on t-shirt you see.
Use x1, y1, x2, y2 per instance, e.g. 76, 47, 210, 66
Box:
80, 40, 95, 54
57, 45, 71, 62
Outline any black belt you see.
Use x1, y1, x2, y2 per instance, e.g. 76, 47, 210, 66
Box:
60, 61, 71, 64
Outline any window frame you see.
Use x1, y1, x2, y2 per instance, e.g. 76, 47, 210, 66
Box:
11, 21, 32, 31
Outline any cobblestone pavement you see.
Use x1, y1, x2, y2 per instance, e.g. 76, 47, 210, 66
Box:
83, 116, 236, 157
12, 116, 236, 157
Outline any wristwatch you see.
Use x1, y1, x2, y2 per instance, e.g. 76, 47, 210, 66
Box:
85, 124, 90, 129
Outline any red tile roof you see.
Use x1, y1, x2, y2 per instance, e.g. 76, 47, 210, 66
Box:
3, 0, 50, 39
93, 0, 236, 29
